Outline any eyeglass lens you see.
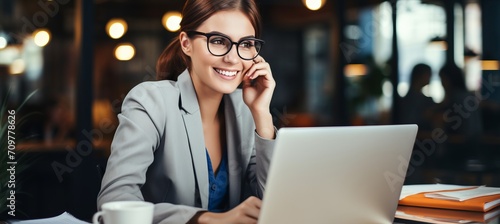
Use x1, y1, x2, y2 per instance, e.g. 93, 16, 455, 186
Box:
207, 35, 262, 60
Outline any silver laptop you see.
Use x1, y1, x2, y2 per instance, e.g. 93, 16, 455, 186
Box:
258, 124, 418, 224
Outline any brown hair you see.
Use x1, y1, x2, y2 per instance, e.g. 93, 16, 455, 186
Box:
156, 0, 262, 80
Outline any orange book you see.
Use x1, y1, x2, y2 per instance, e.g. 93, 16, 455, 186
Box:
396, 205, 500, 223
399, 191, 500, 212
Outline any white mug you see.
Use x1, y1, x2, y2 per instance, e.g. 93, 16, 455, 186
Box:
93, 201, 154, 224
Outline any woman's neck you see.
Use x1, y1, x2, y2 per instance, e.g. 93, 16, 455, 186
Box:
196, 89, 224, 124
189, 73, 224, 123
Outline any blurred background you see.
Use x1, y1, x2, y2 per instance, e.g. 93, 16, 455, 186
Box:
1, 0, 500, 221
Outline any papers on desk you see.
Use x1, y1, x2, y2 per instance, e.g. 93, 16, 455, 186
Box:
7, 212, 90, 224
399, 184, 500, 212
425, 186, 500, 201
399, 184, 476, 200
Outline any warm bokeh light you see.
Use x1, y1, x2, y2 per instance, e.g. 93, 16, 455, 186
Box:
344, 64, 367, 77
428, 39, 447, 50
114, 43, 135, 61
9, 58, 25, 75
303, 0, 326, 11
162, 11, 182, 32
33, 29, 51, 47
0, 46, 20, 65
481, 60, 499, 70
0, 36, 7, 49
106, 18, 128, 39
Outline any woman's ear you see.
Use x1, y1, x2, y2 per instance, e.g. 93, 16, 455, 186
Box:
179, 32, 192, 56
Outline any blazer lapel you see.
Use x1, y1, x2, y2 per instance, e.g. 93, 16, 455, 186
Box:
224, 94, 252, 208
177, 70, 209, 209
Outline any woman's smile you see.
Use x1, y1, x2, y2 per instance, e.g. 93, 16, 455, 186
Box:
214, 68, 239, 80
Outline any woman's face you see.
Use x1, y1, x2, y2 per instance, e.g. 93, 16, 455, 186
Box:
181, 10, 256, 95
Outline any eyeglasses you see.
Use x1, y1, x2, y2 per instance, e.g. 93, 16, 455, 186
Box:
186, 31, 265, 60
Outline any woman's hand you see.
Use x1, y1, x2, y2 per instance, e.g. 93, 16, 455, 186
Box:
242, 56, 275, 113
190, 196, 262, 224
242, 56, 276, 139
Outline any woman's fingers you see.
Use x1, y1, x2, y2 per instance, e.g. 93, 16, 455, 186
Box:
253, 56, 265, 64
246, 57, 271, 80
242, 196, 262, 219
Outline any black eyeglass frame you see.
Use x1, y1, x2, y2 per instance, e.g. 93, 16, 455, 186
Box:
185, 30, 265, 60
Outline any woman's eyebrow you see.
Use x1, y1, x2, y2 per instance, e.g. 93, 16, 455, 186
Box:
239, 35, 256, 40
207, 31, 227, 36
207, 31, 256, 41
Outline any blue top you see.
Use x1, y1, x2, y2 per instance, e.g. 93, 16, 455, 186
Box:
206, 149, 229, 212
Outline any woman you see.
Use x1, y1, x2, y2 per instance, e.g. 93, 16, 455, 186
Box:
399, 63, 436, 131
433, 63, 482, 173
97, 0, 276, 223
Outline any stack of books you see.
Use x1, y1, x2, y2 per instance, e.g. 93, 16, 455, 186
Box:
396, 184, 500, 223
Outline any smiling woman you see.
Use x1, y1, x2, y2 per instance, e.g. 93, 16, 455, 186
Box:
96, 0, 277, 224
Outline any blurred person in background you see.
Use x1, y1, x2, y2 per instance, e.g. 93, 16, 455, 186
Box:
399, 63, 436, 131
434, 63, 483, 174
437, 63, 482, 138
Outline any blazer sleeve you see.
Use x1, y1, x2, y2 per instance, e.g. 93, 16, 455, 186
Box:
97, 82, 204, 224
253, 130, 276, 197
240, 108, 276, 199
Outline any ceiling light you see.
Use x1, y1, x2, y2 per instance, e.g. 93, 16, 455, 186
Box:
162, 11, 182, 32
114, 43, 135, 61
303, 0, 326, 11
106, 18, 128, 39
33, 29, 51, 47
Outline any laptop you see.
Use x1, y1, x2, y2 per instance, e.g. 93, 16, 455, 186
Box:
258, 124, 418, 224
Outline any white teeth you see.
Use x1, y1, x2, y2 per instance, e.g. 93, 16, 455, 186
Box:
216, 69, 237, 77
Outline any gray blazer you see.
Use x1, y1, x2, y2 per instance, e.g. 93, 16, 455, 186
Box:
97, 70, 275, 224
